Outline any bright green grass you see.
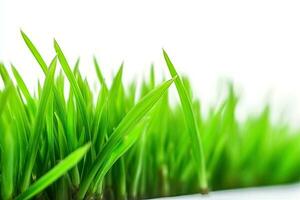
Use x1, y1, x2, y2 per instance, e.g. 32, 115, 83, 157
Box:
1, 32, 300, 200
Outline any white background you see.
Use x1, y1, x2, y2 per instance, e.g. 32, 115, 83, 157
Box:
153, 184, 300, 200
1, 0, 300, 124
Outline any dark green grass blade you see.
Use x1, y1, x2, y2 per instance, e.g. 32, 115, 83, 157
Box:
16, 143, 91, 200
20, 30, 48, 73
21, 57, 57, 192
77, 78, 175, 199
163, 50, 208, 192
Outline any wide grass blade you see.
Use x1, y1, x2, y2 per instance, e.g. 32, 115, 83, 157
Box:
16, 143, 91, 200
163, 49, 208, 192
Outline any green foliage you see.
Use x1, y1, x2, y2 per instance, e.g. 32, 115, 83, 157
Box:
16, 143, 91, 200
0, 32, 300, 200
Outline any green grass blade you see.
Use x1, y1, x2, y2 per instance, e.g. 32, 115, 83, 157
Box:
93, 56, 107, 89
131, 128, 146, 199
0, 63, 13, 86
16, 143, 91, 200
20, 30, 48, 73
11, 64, 36, 110
0, 124, 15, 200
77, 77, 175, 199
163, 49, 208, 192
0, 84, 12, 116
21, 57, 57, 192
0, 86, 14, 200
54, 39, 90, 134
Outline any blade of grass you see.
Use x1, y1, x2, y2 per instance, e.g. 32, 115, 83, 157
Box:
0, 85, 14, 200
11, 64, 36, 112
0, 84, 12, 116
163, 49, 208, 192
0, 122, 15, 200
77, 77, 175, 199
21, 32, 69, 129
130, 127, 146, 199
93, 56, 107, 90
54, 39, 90, 135
21, 57, 57, 192
0, 63, 13, 85
20, 30, 48, 73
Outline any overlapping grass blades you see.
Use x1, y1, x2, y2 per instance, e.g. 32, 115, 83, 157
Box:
77, 77, 175, 199
0, 32, 300, 200
0, 32, 175, 199
16, 143, 91, 200
21, 56, 57, 192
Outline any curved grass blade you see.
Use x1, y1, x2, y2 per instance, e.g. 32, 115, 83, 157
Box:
16, 143, 91, 200
77, 77, 175, 199
163, 49, 208, 192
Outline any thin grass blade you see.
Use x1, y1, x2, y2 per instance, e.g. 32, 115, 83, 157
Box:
163, 49, 208, 192
20, 31, 48, 73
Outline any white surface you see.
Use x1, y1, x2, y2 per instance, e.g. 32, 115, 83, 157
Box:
1, 0, 300, 124
152, 184, 300, 200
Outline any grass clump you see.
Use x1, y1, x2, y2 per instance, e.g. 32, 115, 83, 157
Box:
0, 32, 300, 199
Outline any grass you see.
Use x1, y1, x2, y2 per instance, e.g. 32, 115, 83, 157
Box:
0, 32, 300, 199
